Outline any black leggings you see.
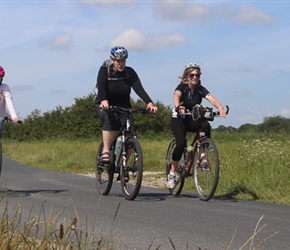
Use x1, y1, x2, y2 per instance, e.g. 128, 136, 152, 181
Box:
170, 117, 210, 162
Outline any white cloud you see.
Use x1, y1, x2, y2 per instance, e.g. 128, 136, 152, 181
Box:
109, 28, 186, 52
281, 108, 290, 117
39, 34, 73, 50
235, 4, 275, 25
154, 1, 211, 22
153, 2, 275, 26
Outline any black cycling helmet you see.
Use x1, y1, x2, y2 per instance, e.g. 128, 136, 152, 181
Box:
110, 46, 128, 60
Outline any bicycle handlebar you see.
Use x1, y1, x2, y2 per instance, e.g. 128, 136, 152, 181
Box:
214, 105, 230, 116
175, 103, 229, 119
101, 105, 155, 115
1, 116, 23, 124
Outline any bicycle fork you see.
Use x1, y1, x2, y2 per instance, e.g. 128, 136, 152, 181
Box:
197, 140, 210, 171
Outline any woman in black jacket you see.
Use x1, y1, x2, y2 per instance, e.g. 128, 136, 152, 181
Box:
95, 46, 157, 163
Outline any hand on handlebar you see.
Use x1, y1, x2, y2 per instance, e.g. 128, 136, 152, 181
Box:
147, 102, 158, 113
176, 106, 186, 114
11, 117, 19, 123
219, 108, 227, 118
216, 105, 229, 117
100, 100, 109, 110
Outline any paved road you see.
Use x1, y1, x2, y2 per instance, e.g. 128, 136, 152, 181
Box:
0, 157, 289, 250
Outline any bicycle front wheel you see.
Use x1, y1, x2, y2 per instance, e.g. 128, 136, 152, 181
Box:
120, 137, 143, 201
193, 137, 219, 201
165, 138, 185, 196
95, 142, 114, 196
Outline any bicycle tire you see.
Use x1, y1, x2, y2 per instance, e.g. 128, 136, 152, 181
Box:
193, 137, 219, 201
120, 137, 143, 200
165, 138, 185, 196
95, 142, 114, 195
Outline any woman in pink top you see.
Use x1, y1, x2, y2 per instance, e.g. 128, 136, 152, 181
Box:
0, 66, 19, 130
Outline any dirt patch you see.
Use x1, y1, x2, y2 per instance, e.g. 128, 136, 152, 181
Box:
80, 171, 167, 189
142, 172, 167, 189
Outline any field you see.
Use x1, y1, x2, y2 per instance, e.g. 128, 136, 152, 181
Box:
2, 131, 290, 205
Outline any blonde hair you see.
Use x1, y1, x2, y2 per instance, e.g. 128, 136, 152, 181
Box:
179, 67, 201, 84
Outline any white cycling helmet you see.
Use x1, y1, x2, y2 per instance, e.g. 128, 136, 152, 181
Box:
110, 46, 128, 60
184, 63, 201, 72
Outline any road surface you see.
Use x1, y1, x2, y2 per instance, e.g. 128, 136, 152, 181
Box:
0, 157, 289, 249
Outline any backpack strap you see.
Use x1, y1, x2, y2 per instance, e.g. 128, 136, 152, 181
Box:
102, 59, 129, 81
96, 59, 130, 89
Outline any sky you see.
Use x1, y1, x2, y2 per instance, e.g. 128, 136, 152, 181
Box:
1, 0, 290, 129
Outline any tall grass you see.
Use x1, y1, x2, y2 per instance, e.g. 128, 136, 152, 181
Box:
1, 132, 284, 249
2, 131, 290, 205
0, 194, 127, 249
0, 196, 278, 250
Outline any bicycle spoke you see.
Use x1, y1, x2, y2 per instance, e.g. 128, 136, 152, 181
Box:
95, 142, 114, 195
121, 137, 143, 200
193, 138, 219, 201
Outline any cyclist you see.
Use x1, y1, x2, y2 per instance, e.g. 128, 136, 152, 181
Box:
94, 46, 158, 163
167, 63, 227, 189
0, 66, 19, 136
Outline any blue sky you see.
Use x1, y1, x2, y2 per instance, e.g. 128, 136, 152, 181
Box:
1, 0, 289, 128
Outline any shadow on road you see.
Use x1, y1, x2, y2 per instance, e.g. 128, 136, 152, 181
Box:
0, 189, 68, 198
136, 192, 240, 203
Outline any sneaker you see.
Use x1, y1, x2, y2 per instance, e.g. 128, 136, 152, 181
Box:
167, 173, 176, 189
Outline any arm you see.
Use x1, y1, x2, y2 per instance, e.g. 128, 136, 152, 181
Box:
173, 85, 186, 114
96, 66, 109, 109
206, 94, 227, 117
3, 84, 18, 122
130, 68, 157, 112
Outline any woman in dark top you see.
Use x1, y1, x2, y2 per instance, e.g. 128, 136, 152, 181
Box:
95, 46, 158, 163
167, 63, 227, 189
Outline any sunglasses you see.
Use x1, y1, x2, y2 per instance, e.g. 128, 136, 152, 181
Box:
189, 73, 201, 78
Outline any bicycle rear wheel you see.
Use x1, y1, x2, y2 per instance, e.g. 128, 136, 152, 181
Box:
165, 138, 185, 196
120, 137, 143, 200
193, 137, 219, 201
95, 142, 114, 195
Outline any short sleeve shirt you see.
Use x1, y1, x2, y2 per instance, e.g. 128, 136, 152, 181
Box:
175, 83, 210, 110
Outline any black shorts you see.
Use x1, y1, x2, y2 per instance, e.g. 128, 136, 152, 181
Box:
95, 105, 136, 134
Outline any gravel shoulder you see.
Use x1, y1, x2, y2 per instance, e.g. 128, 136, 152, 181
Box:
80, 172, 166, 189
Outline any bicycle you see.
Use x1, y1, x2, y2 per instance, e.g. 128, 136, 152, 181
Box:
0, 116, 23, 180
165, 104, 229, 201
95, 106, 154, 201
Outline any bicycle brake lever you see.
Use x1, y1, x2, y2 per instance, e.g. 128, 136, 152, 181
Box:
225, 105, 229, 115
215, 105, 229, 116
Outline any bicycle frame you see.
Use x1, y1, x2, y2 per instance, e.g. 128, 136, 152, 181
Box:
113, 119, 133, 170
96, 106, 152, 200
184, 130, 205, 176
166, 104, 229, 199
109, 108, 136, 172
